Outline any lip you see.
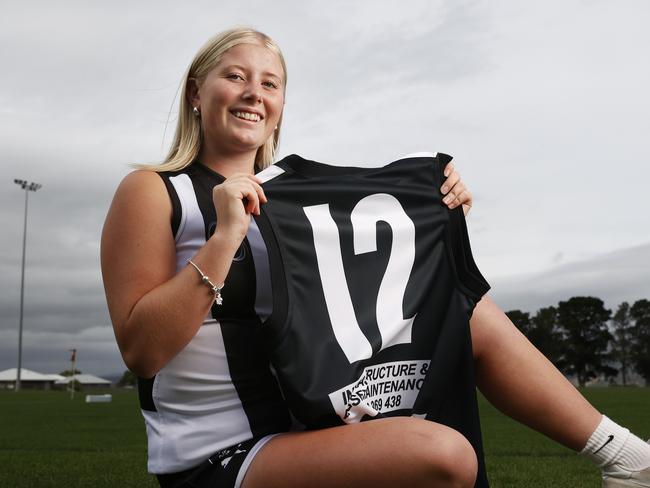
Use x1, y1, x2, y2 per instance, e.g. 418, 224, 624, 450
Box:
230, 108, 264, 121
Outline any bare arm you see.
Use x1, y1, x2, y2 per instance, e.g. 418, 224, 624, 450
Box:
100, 170, 263, 378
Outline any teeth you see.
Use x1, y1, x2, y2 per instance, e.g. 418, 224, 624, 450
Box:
234, 111, 260, 122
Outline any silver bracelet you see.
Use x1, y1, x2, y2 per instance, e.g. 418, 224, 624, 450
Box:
187, 259, 224, 305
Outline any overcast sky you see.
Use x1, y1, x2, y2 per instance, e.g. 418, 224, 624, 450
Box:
1, 0, 648, 377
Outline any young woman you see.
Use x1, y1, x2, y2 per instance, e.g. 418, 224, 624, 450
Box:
101, 28, 650, 488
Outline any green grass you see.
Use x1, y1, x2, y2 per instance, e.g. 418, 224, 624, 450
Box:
0, 389, 156, 488
481, 387, 650, 487
0, 388, 648, 487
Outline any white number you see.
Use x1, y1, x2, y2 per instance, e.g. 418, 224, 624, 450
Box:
303, 193, 416, 363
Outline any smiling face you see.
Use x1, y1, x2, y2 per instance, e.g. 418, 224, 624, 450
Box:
192, 42, 285, 163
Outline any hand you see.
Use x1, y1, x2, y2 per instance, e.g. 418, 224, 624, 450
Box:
212, 173, 268, 243
440, 162, 472, 216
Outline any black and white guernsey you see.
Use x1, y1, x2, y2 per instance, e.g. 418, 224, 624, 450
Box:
138, 163, 290, 474
254, 152, 491, 487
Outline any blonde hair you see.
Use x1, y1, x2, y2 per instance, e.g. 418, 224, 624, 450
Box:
144, 28, 287, 173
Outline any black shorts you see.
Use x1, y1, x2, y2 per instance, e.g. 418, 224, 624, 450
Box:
156, 435, 277, 488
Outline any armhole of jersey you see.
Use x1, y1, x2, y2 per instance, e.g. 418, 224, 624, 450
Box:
435, 154, 490, 302
158, 172, 182, 239
137, 375, 157, 412
168, 173, 202, 245
253, 209, 289, 342
445, 208, 490, 301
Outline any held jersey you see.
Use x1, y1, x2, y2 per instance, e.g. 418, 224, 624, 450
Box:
254, 152, 490, 487
137, 163, 290, 474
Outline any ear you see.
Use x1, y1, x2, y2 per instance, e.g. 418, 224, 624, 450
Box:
187, 78, 200, 108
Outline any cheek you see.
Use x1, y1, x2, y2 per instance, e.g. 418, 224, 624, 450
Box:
202, 84, 235, 114
267, 96, 285, 121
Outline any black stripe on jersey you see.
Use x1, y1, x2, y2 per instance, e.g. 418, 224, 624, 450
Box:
253, 210, 289, 341
220, 319, 291, 437
158, 172, 183, 238
186, 163, 224, 242
137, 376, 157, 412
185, 162, 291, 437
183, 164, 254, 318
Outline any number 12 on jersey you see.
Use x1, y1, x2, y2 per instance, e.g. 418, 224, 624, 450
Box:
303, 193, 417, 364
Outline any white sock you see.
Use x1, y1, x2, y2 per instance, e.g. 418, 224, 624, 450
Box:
581, 415, 650, 471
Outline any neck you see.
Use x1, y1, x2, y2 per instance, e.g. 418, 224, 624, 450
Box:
198, 145, 257, 178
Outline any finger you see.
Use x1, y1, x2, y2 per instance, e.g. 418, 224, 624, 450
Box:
455, 188, 472, 206
244, 181, 265, 215
442, 191, 456, 206
443, 162, 454, 178
238, 183, 260, 215
448, 196, 462, 209
448, 181, 466, 200
248, 174, 266, 198
248, 177, 268, 204
441, 171, 460, 194
449, 190, 472, 210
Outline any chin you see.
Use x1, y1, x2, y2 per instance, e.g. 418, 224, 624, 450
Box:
233, 132, 269, 149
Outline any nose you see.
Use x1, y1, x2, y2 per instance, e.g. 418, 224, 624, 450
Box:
242, 81, 262, 104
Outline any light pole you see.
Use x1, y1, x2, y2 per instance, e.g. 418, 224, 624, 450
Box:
13, 179, 41, 392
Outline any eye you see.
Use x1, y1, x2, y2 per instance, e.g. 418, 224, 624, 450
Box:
227, 73, 245, 81
263, 80, 279, 89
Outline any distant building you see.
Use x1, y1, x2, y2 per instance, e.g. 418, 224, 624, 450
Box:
0, 368, 65, 390
0, 369, 113, 390
55, 374, 112, 389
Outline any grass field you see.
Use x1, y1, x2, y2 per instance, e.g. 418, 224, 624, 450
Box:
0, 388, 648, 487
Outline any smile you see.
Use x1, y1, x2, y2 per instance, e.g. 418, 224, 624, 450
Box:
232, 111, 262, 122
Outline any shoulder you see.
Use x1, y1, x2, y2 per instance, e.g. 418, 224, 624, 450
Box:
114, 170, 170, 206
117, 169, 167, 194
106, 170, 173, 228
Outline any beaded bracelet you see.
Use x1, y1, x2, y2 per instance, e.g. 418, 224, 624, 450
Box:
187, 259, 224, 305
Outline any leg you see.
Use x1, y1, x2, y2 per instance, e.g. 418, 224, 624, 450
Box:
470, 295, 650, 488
469, 294, 601, 451
242, 417, 478, 488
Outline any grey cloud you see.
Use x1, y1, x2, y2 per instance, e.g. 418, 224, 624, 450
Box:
0, 326, 123, 377
490, 243, 650, 313
1, 0, 648, 377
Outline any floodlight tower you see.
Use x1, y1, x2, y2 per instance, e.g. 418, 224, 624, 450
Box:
13, 179, 42, 392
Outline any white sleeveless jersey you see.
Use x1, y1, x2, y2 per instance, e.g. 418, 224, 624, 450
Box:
138, 163, 289, 474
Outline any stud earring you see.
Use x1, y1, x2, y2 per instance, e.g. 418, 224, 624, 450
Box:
193, 106, 200, 117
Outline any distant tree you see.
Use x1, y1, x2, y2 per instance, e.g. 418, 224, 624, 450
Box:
557, 297, 616, 387
118, 370, 137, 388
506, 310, 532, 334
529, 306, 566, 370
611, 302, 634, 386
630, 299, 650, 385
59, 369, 82, 377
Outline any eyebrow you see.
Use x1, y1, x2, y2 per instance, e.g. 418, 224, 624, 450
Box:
222, 64, 283, 83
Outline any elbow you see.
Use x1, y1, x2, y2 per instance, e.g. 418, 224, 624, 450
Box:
124, 358, 160, 380
115, 315, 165, 379
120, 341, 162, 380
123, 353, 159, 380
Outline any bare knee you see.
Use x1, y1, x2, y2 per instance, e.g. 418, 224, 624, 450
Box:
430, 431, 478, 488
399, 418, 478, 488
